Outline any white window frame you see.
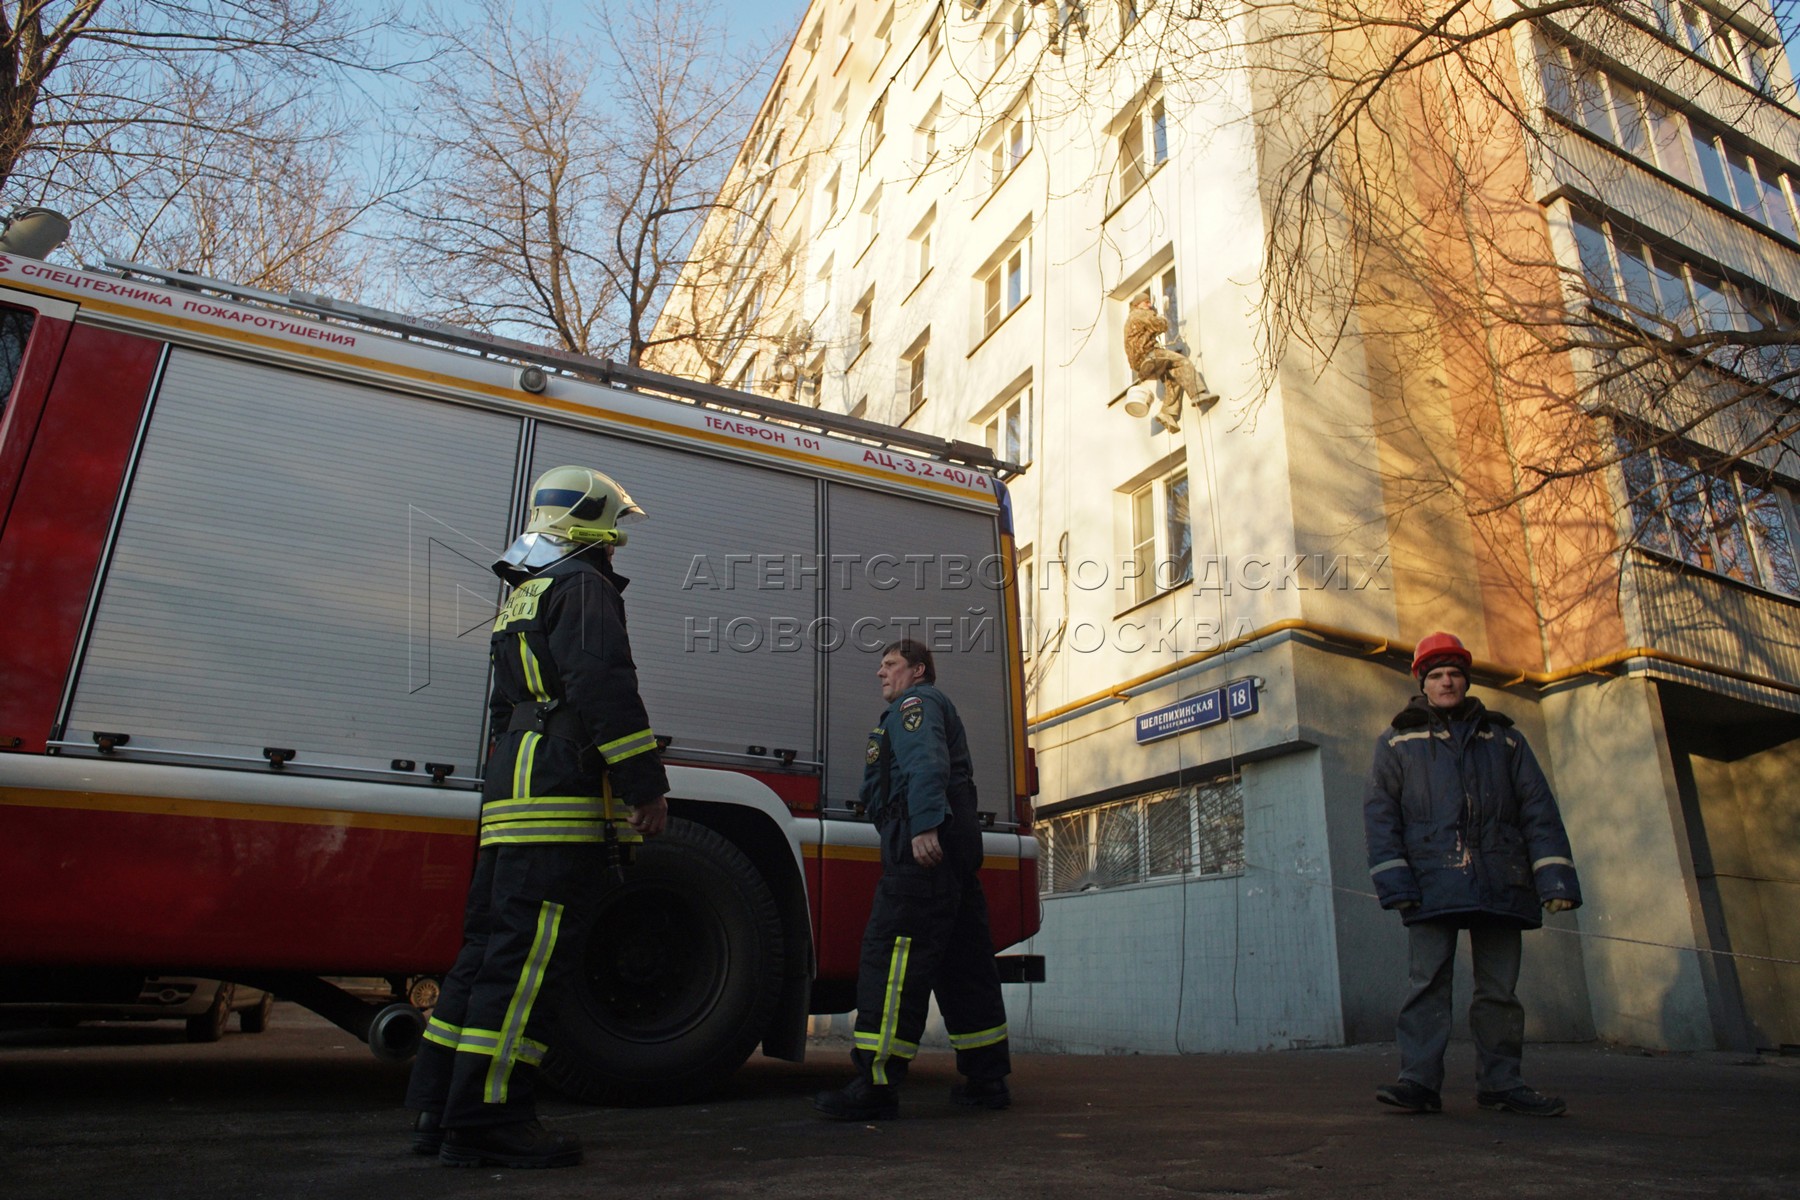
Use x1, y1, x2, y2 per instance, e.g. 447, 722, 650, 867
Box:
900, 330, 930, 415
909, 206, 936, 289
851, 287, 875, 364
978, 236, 1031, 337
1125, 468, 1193, 606
980, 381, 1031, 467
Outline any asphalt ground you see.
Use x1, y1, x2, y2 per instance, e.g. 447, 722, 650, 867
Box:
2, 1006, 1796, 1199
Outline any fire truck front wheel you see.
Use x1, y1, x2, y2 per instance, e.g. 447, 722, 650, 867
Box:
544, 815, 785, 1106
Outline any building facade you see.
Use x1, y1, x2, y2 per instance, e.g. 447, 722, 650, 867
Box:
651, 0, 1800, 1053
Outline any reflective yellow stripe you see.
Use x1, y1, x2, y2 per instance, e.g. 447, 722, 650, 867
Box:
598, 728, 657, 764
947, 1023, 1008, 1051
855, 1031, 917, 1057
450, 1024, 505, 1056
485, 901, 563, 1103
869, 935, 912, 1085
423, 1015, 462, 1050
511, 732, 540, 799
518, 634, 549, 702
479, 821, 608, 847
481, 796, 608, 825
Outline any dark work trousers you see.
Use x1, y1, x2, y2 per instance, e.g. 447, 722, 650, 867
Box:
1396, 917, 1526, 1094
851, 814, 1010, 1087
405, 841, 607, 1128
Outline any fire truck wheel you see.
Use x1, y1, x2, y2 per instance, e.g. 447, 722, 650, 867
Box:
185, 982, 233, 1043
544, 816, 784, 1106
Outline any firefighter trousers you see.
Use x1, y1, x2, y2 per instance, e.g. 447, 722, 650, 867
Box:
851, 828, 1010, 1087
404, 841, 607, 1128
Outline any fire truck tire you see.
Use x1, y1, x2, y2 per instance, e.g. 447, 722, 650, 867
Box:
185, 982, 233, 1043
544, 816, 784, 1106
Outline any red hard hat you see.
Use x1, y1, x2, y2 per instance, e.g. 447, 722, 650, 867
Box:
1411, 631, 1472, 678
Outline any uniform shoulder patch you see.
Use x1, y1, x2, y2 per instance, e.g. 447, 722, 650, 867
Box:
900, 695, 924, 708
493, 577, 554, 630
902, 708, 924, 732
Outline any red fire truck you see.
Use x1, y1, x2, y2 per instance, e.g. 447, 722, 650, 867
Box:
0, 255, 1040, 1103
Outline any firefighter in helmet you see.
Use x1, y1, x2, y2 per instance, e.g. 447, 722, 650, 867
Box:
405, 466, 669, 1168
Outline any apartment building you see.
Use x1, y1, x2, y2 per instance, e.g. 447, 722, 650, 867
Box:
650, 1, 1800, 1054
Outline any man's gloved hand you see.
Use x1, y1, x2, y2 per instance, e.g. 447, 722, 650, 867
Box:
1395, 900, 1419, 912
1543, 897, 1575, 913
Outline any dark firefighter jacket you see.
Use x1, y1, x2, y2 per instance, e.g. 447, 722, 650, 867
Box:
860, 684, 978, 850
484, 554, 668, 822
1363, 695, 1581, 928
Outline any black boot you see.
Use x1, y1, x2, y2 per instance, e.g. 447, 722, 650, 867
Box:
813, 1075, 900, 1121
438, 1120, 582, 1168
950, 1077, 1011, 1110
410, 1110, 443, 1155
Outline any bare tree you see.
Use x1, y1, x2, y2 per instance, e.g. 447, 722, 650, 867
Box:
385, 0, 774, 365
2, 0, 401, 290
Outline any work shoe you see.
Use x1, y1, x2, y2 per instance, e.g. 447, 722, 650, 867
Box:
410, 1110, 443, 1156
813, 1076, 900, 1121
438, 1120, 582, 1168
1158, 408, 1182, 433
950, 1077, 1011, 1110
1374, 1080, 1442, 1114
1478, 1086, 1567, 1117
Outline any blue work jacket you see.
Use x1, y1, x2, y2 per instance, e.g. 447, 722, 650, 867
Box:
1363, 696, 1581, 928
859, 683, 975, 837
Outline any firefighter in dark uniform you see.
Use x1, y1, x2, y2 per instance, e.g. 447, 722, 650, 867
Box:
406, 466, 669, 1168
814, 639, 1012, 1119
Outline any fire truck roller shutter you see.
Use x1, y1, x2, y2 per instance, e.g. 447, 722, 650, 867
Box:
62, 347, 517, 773
529, 424, 819, 761
822, 483, 1013, 814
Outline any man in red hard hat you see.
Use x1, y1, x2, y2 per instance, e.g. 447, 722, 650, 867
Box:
1363, 632, 1582, 1117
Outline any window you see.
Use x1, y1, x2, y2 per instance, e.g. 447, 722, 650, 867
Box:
1127, 469, 1192, 604
0, 306, 36, 419
988, 112, 1028, 190
836, 12, 855, 67
1540, 40, 1797, 241
990, 3, 1026, 72
979, 238, 1031, 336
849, 394, 868, 421
902, 331, 930, 414
830, 88, 848, 144
1116, 92, 1168, 200
875, 4, 895, 59
859, 184, 882, 257
804, 19, 822, 56
1669, 2, 1775, 93
915, 95, 942, 174
852, 287, 875, 362
797, 351, 825, 408
733, 352, 759, 394
819, 169, 842, 234
1570, 208, 1800, 393
981, 382, 1031, 466
1037, 778, 1245, 894
794, 84, 816, 138
863, 89, 888, 163
909, 206, 935, 286
1617, 435, 1800, 595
